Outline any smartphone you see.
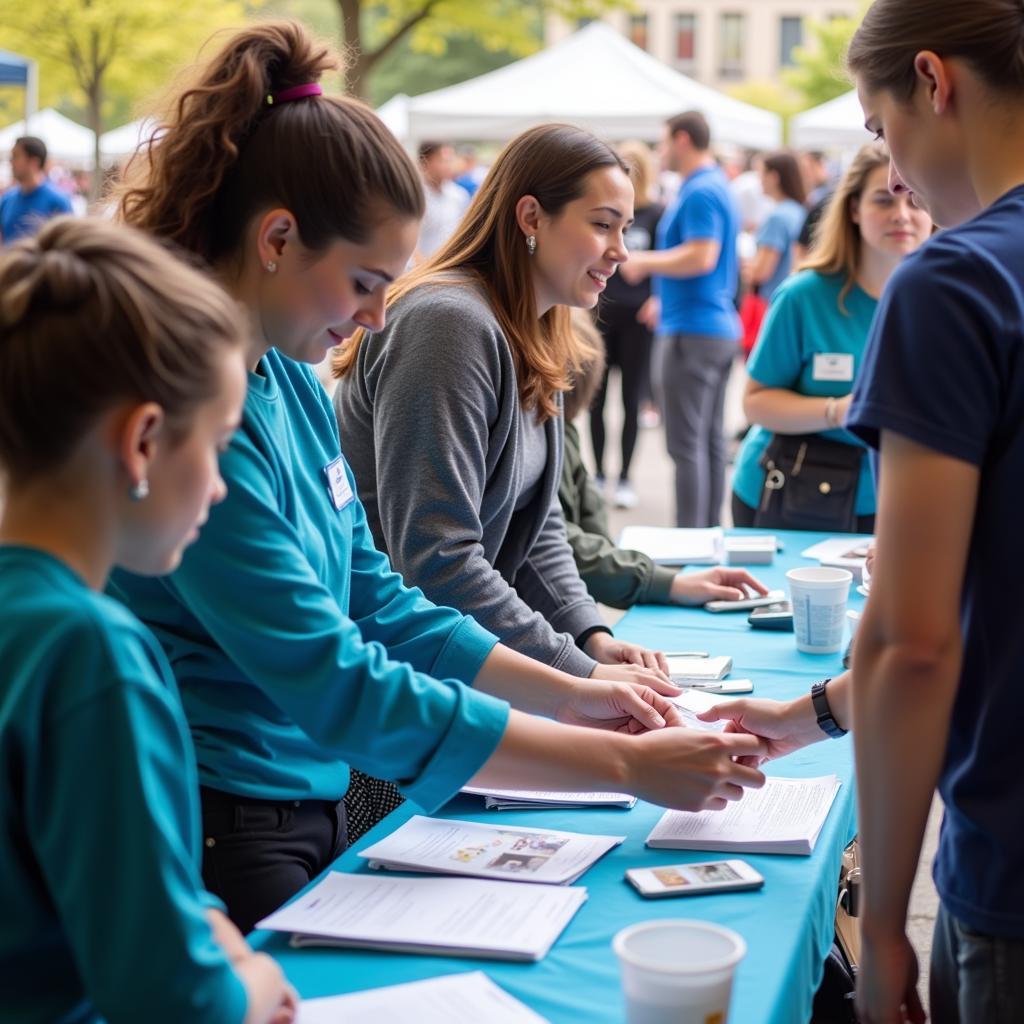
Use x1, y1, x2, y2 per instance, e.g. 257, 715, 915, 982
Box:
747, 602, 794, 631
625, 859, 765, 898
704, 589, 786, 613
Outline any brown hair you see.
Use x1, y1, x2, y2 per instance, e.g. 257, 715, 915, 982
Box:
117, 20, 424, 266
618, 140, 658, 208
848, 0, 1024, 101
563, 309, 606, 422
333, 123, 628, 421
0, 217, 244, 483
762, 151, 807, 205
800, 143, 892, 313
666, 111, 711, 152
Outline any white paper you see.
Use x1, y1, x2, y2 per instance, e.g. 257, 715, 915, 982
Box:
647, 775, 841, 855
618, 526, 723, 565
801, 537, 874, 581
462, 787, 636, 809
360, 815, 623, 884
669, 689, 731, 731
257, 872, 586, 961
297, 972, 551, 1024
666, 654, 732, 682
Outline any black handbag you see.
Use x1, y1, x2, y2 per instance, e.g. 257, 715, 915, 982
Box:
754, 433, 864, 533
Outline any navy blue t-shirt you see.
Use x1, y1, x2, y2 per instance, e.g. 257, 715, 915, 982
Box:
848, 184, 1024, 937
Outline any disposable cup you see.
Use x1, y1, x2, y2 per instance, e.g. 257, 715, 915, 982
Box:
786, 566, 853, 654
613, 919, 746, 1024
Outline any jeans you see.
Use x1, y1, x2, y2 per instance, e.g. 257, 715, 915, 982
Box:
660, 332, 738, 527
931, 903, 1024, 1023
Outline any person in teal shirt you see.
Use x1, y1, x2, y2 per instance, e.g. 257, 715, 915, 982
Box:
745, 151, 807, 302
113, 21, 768, 935
732, 143, 932, 531
0, 219, 295, 1022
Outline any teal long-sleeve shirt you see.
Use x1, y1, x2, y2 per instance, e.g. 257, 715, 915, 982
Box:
0, 547, 246, 1024
110, 350, 508, 808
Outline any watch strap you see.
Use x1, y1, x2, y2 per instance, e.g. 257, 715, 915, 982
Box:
811, 678, 847, 739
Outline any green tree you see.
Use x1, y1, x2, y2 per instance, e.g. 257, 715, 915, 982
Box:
336, 0, 630, 99
727, 81, 804, 144
782, 14, 862, 109
1, 0, 245, 187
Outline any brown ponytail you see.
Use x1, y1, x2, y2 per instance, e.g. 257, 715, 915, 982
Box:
118, 20, 423, 265
848, 0, 1024, 101
0, 217, 245, 483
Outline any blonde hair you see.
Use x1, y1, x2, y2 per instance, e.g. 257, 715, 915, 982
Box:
617, 140, 657, 207
800, 143, 890, 314
333, 123, 627, 421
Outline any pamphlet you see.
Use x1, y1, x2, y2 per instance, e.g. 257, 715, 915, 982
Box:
256, 872, 586, 962
461, 787, 636, 811
666, 654, 732, 683
646, 775, 841, 856
801, 537, 874, 581
360, 815, 624, 884
296, 972, 551, 1024
617, 526, 724, 565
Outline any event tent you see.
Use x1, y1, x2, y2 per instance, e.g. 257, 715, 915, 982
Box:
100, 117, 160, 162
0, 108, 93, 166
379, 22, 781, 150
789, 91, 871, 152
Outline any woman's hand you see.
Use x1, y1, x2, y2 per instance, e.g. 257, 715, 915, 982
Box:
696, 695, 824, 765
555, 679, 686, 733
584, 630, 669, 676
669, 568, 769, 606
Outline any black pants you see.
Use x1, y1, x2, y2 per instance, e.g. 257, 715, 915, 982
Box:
731, 492, 876, 535
200, 787, 348, 935
590, 303, 652, 481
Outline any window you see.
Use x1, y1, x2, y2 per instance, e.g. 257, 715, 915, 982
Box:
779, 16, 803, 67
674, 13, 697, 69
629, 14, 649, 51
719, 12, 745, 78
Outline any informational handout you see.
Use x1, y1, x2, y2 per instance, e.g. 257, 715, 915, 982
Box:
297, 972, 551, 1024
461, 787, 636, 810
666, 654, 732, 683
801, 537, 874, 580
617, 526, 724, 565
646, 775, 841, 855
256, 872, 586, 962
360, 815, 623, 884
670, 689, 730, 731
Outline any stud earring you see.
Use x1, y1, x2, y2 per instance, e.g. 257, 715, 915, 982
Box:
265, 260, 278, 273
130, 479, 149, 501
526, 235, 537, 256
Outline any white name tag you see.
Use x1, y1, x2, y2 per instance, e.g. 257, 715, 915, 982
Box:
813, 353, 855, 382
324, 456, 354, 511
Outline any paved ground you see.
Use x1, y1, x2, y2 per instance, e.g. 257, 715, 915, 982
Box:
583, 359, 942, 1011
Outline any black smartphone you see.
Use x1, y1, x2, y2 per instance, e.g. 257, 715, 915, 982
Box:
748, 601, 794, 631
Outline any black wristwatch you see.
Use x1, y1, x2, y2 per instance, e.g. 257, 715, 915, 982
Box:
811, 678, 847, 739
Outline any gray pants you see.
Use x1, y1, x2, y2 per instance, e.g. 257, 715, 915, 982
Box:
931, 903, 1024, 1023
660, 332, 739, 527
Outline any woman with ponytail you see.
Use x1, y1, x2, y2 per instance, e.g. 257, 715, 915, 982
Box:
0, 218, 294, 1023
111, 21, 768, 934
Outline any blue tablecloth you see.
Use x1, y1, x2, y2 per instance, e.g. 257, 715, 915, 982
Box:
251, 530, 864, 1023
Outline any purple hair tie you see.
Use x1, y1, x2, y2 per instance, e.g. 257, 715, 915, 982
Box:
269, 83, 323, 105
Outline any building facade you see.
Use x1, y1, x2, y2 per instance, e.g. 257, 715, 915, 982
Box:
547, 1, 859, 93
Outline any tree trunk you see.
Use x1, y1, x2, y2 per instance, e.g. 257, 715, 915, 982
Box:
338, 0, 370, 99
87, 77, 103, 204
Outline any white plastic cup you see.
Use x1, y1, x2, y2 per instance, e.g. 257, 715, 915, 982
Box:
613, 919, 746, 1024
786, 566, 853, 654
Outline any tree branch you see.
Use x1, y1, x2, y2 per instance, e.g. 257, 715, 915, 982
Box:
367, 0, 444, 66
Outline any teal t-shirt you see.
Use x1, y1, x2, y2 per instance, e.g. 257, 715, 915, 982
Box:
733, 270, 878, 517
0, 547, 246, 1024
755, 198, 808, 301
110, 350, 508, 808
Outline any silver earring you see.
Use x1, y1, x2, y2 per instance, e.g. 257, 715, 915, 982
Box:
265, 260, 278, 273
130, 479, 149, 502
526, 235, 537, 256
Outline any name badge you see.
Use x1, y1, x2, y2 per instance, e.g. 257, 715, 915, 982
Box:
324, 456, 354, 511
813, 353, 855, 382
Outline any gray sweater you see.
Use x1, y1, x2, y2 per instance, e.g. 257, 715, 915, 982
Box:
334, 280, 603, 677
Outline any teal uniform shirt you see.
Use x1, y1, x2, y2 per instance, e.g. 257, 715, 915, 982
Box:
0, 547, 247, 1024
110, 350, 508, 808
733, 270, 878, 517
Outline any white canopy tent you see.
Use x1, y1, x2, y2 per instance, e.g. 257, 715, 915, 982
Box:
0, 108, 94, 166
379, 23, 781, 150
100, 117, 160, 162
790, 91, 871, 152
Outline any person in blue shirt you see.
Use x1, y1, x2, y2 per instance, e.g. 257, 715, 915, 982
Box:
113, 21, 768, 934
732, 142, 932, 532
0, 136, 74, 243
618, 110, 741, 527
744, 151, 807, 301
0, 218, 295, 1022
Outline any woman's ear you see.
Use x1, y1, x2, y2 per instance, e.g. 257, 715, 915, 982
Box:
255, 208, 299, 269
514, 195, 543, 238
116, 401, 165, 496
914, 50, 953, 116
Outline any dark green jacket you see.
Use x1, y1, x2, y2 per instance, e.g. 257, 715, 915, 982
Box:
559, 421, 676, 609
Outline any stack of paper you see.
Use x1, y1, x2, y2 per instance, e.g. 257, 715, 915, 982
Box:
646, 775, 841, 856
297, 972, 551, 1024
618, 526, 724, 565
723, 535, 777, 565
257, 872, 585, 962
666, 654, 732, 684
360, 815, 623, 884
461, 787, 636, 811
801, 538, 874, 581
